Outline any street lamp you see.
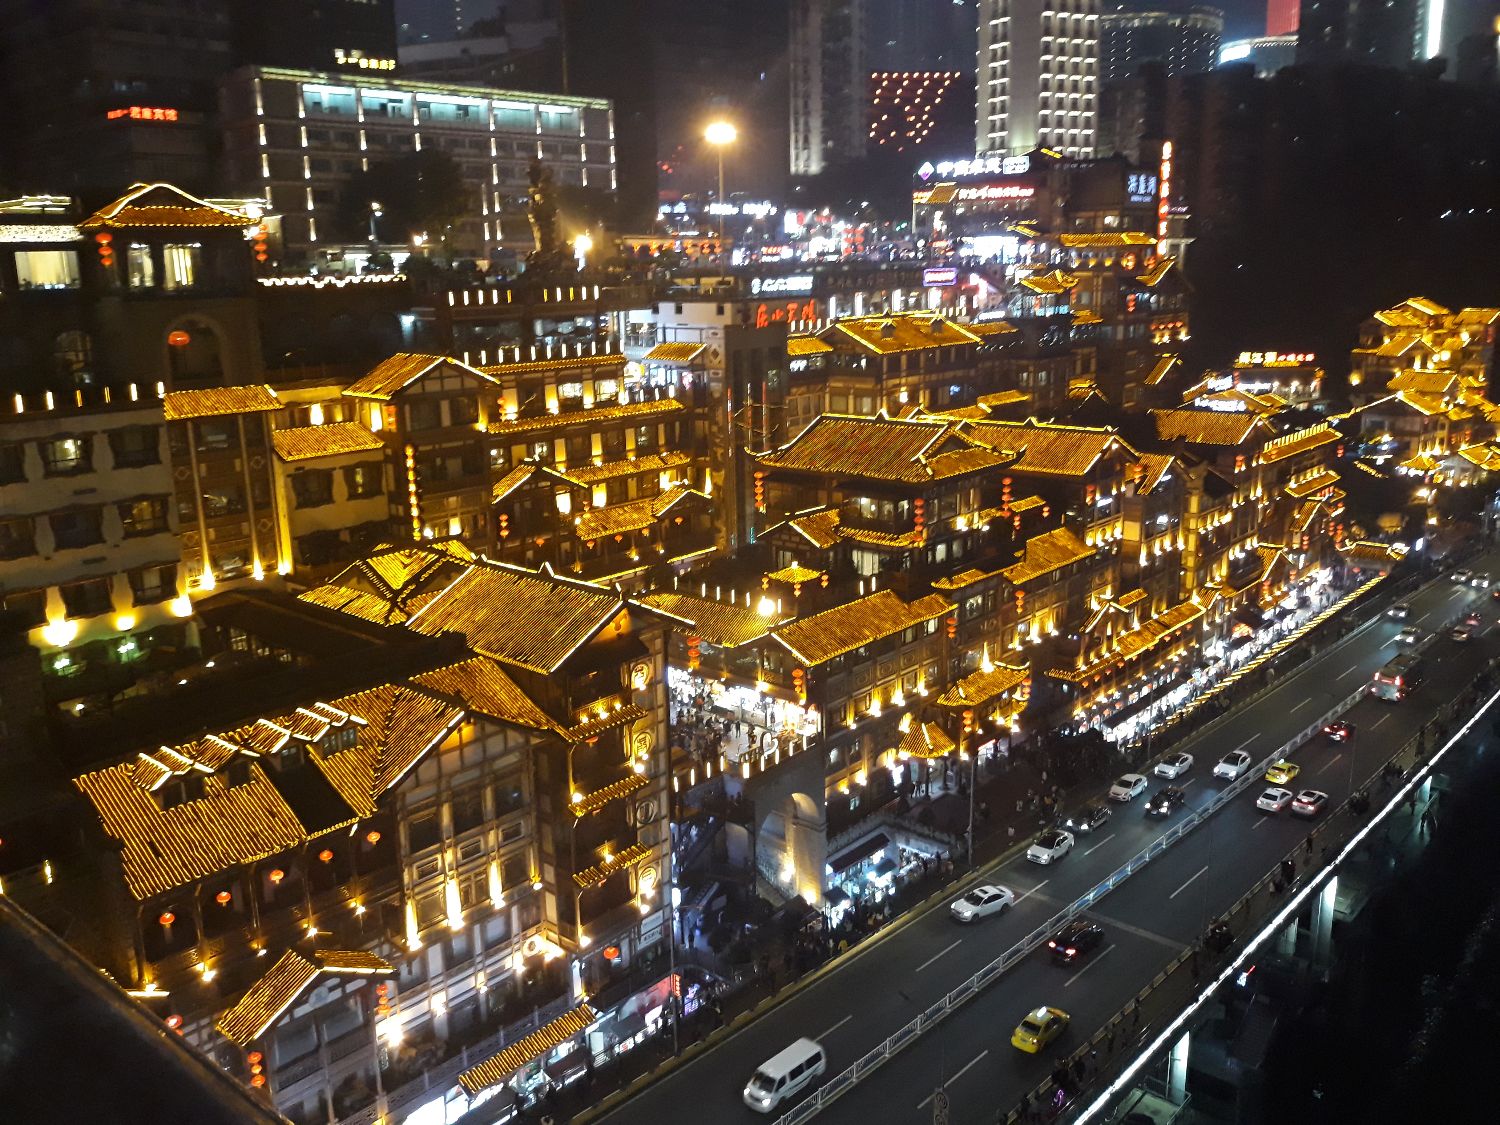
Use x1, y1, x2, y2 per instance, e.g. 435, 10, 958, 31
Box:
573, 231, 593, 271
704, 120, 737, 247
368, 200, 382, 244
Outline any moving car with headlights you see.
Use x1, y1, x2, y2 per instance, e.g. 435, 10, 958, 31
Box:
950, 884, 1015, 923
1387, 602, 1412, 620
1472, 572, 1491, 589
1048, 919, 1105, 964
1256, 786, 1294, 813
1144, 786, 1186, 818
1395, 626, 1422, 646
743, 1039, 826, 1113
1451, 622, 1476, 643
1464, 610, 1484, 627
1027, 828, 1075, 865
1214, 750, 1253, 780
1453, 568, 1474, 585
1109, 773, 1149, 802
1371, 653, 1425, 701
1064, 801, 1111, 834
1323, 720, 1355, 743
1291, 789, 1330, 817
1011, 1006, 1070, 1053
1265, 759, 1301, 785
1153, 752, 1194, 779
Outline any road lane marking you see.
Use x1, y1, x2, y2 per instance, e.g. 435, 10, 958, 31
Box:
1251, 815, 1268, 829
1372, 713, 1391, 729
1317, 753, 1344, 776
1233, 735, 1259, 754
1084, 913, 1186, 951
1169, 865, 1210, 900
1289, 698, 1314, 714
1179, 778, 1196, 789
915, 939, 962, 973
1337, 666, 1363, 682
816, 1015, 853, 1040
1014, 879, 1049, 904
1063, 944, 1117, 988
917, 1050, 990, 1107
1084, 833, 1117, 856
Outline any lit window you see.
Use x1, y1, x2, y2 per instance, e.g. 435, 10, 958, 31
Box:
13, 249, 80, 290
162, 245, 200, 291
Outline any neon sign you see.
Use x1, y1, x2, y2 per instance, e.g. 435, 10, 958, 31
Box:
107, 106, 179, 123
922, 267, 959, 286
751, 275, 814, 296
1157, 141, 1172, 240
755, 300, 819, 328
1236, 351, 1317, 367
955, 184, 1035, 202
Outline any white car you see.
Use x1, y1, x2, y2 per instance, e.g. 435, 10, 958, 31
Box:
1451, 623, 1476, 643
950, 884, 1016, 922
1453, 568, 1474, 584
1109, 773, 1149, 802
1472, 572, 1491, 589
1026, 828, 1075, 865
1154, 752, 1194, 779
1395, 626, 1421, 646
1291, 789, 1330, 817
1256, 786, 1294, 813
1213, 750, 1252, 781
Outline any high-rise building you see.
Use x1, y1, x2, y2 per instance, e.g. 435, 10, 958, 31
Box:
1296, 0, 1426, 66
791, 0, 872, 175
977, 0, 1101, 157
1266, 0, 1300, 36
1100, 6, 1225, 81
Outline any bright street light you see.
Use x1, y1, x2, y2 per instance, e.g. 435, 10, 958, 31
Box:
573, 232, 593, 269
704, 121, 737, 248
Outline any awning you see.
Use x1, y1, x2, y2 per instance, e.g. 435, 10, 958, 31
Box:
643, 341, 706, 364
1233, 607, 1266, 630
828, 832, 890, 875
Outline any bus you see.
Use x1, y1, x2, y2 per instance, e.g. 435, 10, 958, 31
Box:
1371, 653, 1426, 701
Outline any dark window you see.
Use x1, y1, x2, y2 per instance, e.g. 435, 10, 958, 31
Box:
118, 497, 169, 537
451, 786, 486, 834
407, 808, 441, 853
0, 589, 46, 628
501, 853, 528, 892
0, 517, 35, 559
0, 442, 24, 483
291, 470, 335, 509
60, 578, 112, 617
405, 399, 442, 431
495, 771, 525, 816
343, 462, 382, 499
202, 484, 246, 517
130, 563, 176, 605
195, 420, 235, 452
449, 396, 479, 426
108, 426, 160, 468
39, 436, 91, 476
49, 508, 103, 550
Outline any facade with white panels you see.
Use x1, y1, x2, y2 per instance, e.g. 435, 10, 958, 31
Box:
219, 67, 614, 263
977, 0, 1100, 158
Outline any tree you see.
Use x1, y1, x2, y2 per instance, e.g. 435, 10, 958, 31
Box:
336, 150, 472, 251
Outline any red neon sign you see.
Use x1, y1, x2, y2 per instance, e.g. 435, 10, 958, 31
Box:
107, 106, 179, 123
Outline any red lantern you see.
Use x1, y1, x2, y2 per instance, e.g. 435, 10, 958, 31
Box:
168, 330, 191, 348
365, 830, 382, 845
214, 891, 232, 907
93, 231, 113, 245
945, 616, 957, 640
268, 868, 285, 884
165, 1014, 183, 1030
318, 848, 334, 864
753, 471, 766, 512
603, 944, 621, 960
962, 708, 975, 734
158, 910, 176, 927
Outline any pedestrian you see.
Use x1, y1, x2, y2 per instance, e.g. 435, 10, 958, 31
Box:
1420, 808, 1435, 836
1305, 834, 1314, 857
1016, 798, 1024, 814
1007, 825, 1016, 843
1407, 790, 1417, 813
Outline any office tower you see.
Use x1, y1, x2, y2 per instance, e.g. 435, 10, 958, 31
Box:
977, 0, 1101, 156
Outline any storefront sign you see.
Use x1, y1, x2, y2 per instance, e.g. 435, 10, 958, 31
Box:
106, 106, 179, 122
1127, 172, 1159, 204
750, 275, 814, 296
755, 299, 819, 328
1157, 141, 1173, 240
918, 154, 1032, 180
954, 184, 1035, 202
1236, 351, 1317, 366
922, 266, 959, 286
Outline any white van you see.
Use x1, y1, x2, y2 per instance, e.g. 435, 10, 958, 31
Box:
742, 1037, 827, 1113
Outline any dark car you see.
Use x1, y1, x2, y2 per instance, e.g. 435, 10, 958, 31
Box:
1048, 918, 1105, 964
1063, 801, 1111, 835
1144, 786, 1186, 818
1323, 719, 1355, 743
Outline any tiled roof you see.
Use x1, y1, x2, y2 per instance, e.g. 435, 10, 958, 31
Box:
636, 591, 785, 647
1001, 526, 1095, 584
1134, 258, 1176, 287
1367, 333, 1425, 359
899, 721, 955, 760
1285, 469, 1342, 498
1151, 408, 1268, 446
787, 335, 834, 357
561, 703, 650, 745
1134, 453, 1176, 494
573, 485, 706, 540
487, 397, 684, 436
1372, 307, 1426, 328
571, 773, 650, 817
967, 420, 1125, 476
564, 450, 692, 483
405, 561, 622, 675
1341, 540, 1407, 563
936, 663, 1029, 707
1258, 424, 1339, 464
572, 842, 652, 888
820, 313, 982, 355
477, 355, 626, 379
492, 461, 542, 503
1457, 443, 1500, 472
162, 385, 280, 421
1403, 296, 1451, 317
1056, 597, 1205, 682
459, 1004, 598, 1097
1058, 232, 1157, 248
772, 590, 951, 666
271, 421, 384, 462
79, 183, 255, 230
215, 950, 392, 1047
1144, 354, 1180, 385
930, 566, 999, 591
643, 341, 706, 363
786, 508, 842, 549
969, 320, 1019, 337
313, 683, 465, 817
1019, 269, 1080, 294
758, 414, 1006, 483
343, 354, 498, 401
1386, 369, 1459, 396
976, 389, 1030, 408
411, 657, 561, 733
1071, 309, 1103, 326
766, 563, 825, 586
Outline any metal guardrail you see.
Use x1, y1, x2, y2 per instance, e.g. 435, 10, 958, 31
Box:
774, 680, 1374, 1124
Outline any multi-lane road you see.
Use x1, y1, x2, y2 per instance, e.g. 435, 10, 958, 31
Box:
603, 561, 1495, 1125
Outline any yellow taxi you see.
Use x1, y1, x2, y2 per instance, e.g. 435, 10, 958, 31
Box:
1010, 1006, 1070, 1054
1264, 759, 1301, 785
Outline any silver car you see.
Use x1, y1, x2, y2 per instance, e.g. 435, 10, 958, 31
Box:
1026, 828, 1075, 865
950, 884, 1016, 922
1109, 773, 1149, 801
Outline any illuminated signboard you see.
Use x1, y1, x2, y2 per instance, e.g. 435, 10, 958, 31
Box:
1236, 351, 1317, 367
750, 275, 814, 296
1157, 141, 1172, 240
106, 106, 179, 123
917, 154, 1032, 181
1127, 172, 1159, 205
954, 184, 1036, 202
922, 267, 959, 286
334, 49, 396, 71
755, 300, 819, 328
